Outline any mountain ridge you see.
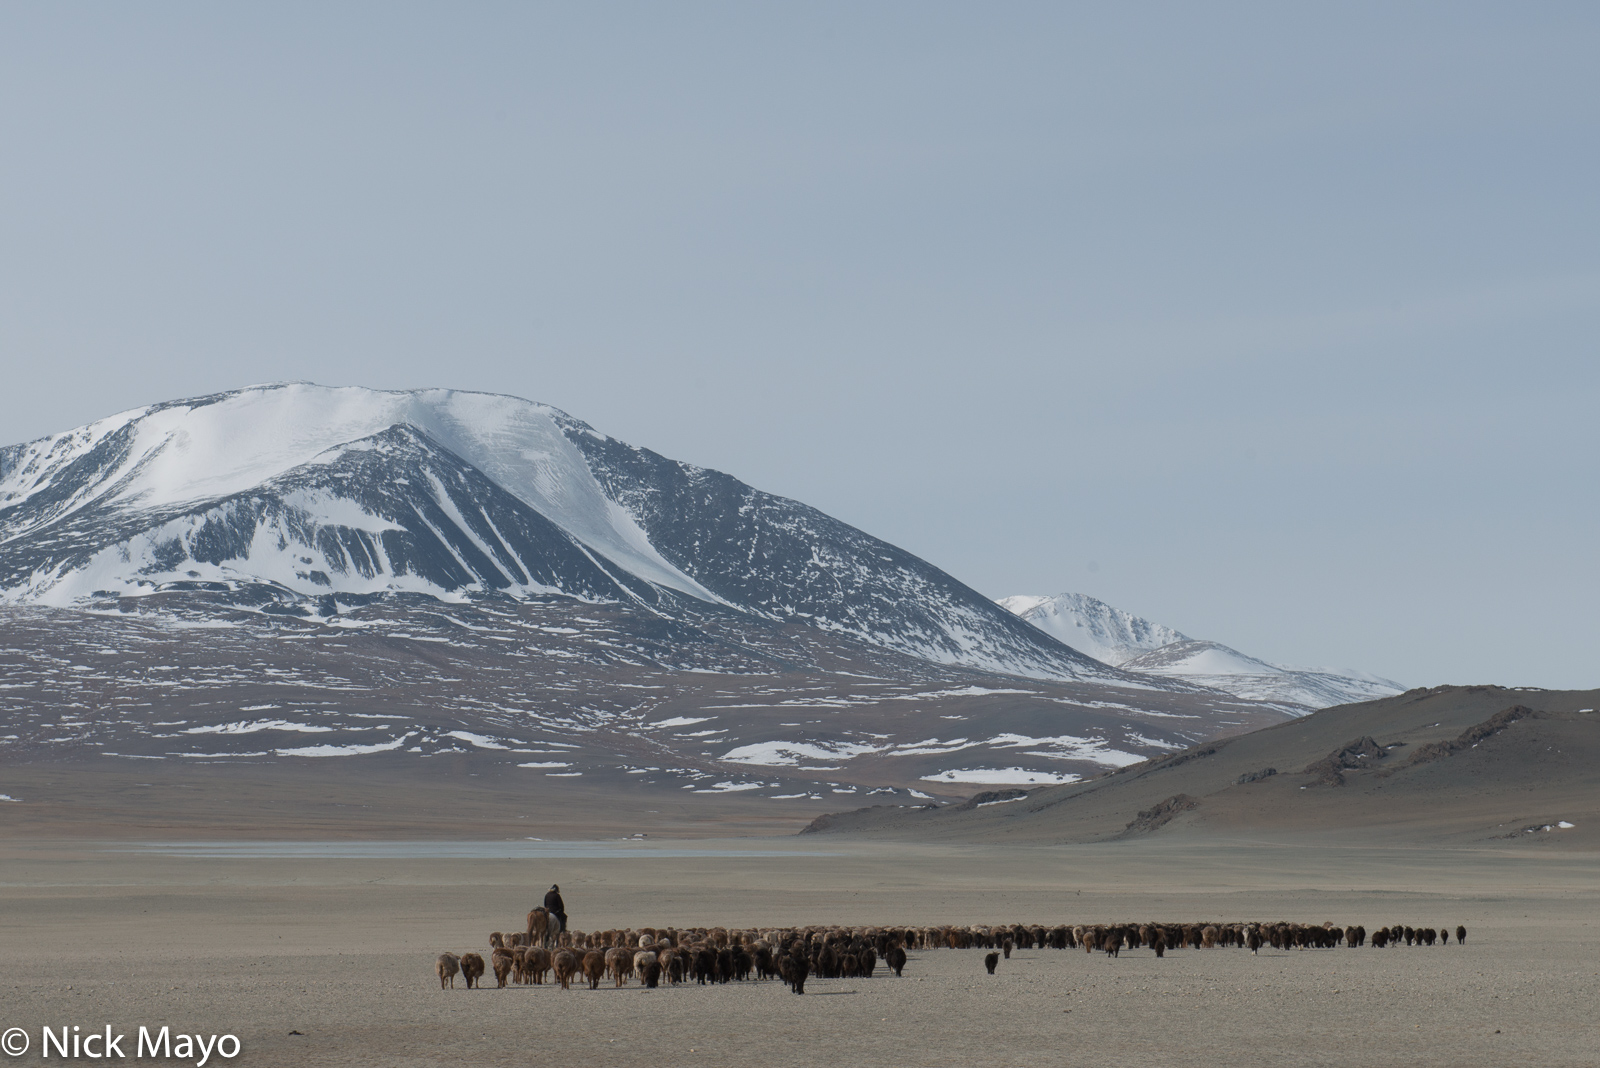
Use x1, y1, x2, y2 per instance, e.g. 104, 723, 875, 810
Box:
999, 591, 1401, 710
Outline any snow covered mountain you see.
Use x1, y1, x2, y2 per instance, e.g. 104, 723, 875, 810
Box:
996, 592, 1186, 666
999, 592, 1402, 712
0, 384, 1116, 682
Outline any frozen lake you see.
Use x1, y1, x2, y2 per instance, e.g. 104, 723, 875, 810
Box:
104, 840, 843, 860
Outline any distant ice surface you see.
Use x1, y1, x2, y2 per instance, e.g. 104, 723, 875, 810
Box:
106, 841, 844, 859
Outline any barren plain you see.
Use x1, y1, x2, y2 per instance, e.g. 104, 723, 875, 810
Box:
2, 833, 1597, 1068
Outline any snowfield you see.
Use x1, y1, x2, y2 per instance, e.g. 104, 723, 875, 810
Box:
919, 768, 1082, 785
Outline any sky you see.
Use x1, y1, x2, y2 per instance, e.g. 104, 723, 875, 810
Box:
0, 3, 1596, 688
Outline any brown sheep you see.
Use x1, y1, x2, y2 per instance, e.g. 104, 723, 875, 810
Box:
582, 950, 606, 990
1456, 925, 1467, 944
606, 946, 635, 987
552, 949, 579, 990
489, 932, 505, 950
525, 946, 552, 985
459, 952, 485, 989
436, 952, 460, 989
633, 949, 658, 982
642, 959, 662, 988
491, 948, 515, 988
984, 951, 999, 974
886, 946, 907, 976
1002, 938, 1013, 959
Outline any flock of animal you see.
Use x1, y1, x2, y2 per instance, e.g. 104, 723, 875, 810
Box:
435, 908, 1469, 993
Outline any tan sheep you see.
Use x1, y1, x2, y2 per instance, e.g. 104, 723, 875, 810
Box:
491, 948, 515, 988
606, 946, 635, 987
436, 952, 460, 989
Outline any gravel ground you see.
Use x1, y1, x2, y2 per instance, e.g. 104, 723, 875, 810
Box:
2, 837, 1596, 1067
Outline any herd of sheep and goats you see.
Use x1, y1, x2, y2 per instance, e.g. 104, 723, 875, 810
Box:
436, 903, 1468, 994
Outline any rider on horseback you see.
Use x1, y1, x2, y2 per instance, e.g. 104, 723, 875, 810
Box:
544, 884, 568, 933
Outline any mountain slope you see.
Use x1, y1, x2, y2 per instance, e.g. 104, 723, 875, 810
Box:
561, 425, 1112, 679
0, 384, 1116, 682
0, 596, 1292, 817
1118, 639, 1400, 711
799, 685, 1600, 847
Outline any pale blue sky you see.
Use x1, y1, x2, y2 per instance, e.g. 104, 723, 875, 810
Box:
1, 3, 1596, 686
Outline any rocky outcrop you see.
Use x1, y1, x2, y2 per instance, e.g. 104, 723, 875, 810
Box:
1302, 736, 1385, 786
1121, 793, 1199, 835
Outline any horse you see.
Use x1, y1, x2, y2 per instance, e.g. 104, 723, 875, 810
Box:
526, 906, 555, 949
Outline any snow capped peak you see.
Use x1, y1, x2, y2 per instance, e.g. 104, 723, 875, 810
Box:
0, 383, 720, 605
1, 384, 1123, 683
998, 592, 1403, 713
997, 592, 1187, 667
